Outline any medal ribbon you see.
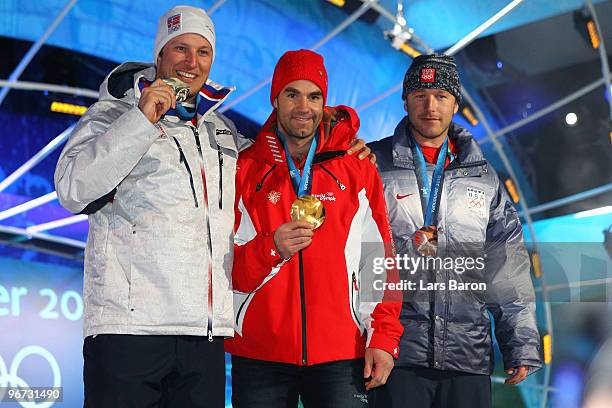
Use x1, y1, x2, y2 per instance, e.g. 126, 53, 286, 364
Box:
276, 130, 318, 197
411, 136, 451, 227
172, 95, 200, 121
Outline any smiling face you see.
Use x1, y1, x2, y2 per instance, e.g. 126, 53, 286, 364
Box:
156, 33, 213, 102
405, 88, 459, 143
274, 80, 324, 142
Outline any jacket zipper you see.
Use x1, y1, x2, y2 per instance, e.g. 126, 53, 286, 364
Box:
190, 125, 224, 210
319, 164, 346, 190
218, 148, 224, 209
171, 136, 199, 208
446, 159, 487, 171
299, 251, 307, 365
189, 126, 214, 342
351, 272, 362, 327
255, 165, 277, 192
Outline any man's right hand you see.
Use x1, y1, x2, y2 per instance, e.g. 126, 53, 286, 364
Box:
138, 79, 176, 124
273, 220, 314, 259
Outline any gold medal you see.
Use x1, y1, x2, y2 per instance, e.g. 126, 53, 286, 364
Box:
290, 195, 325, 229
161, 77, 190, 103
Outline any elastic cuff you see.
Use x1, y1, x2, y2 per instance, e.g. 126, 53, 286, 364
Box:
261, 232, 284, 266
367, 334, 400, 359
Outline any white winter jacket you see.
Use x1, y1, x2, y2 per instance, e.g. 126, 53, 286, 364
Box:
55, 62, 247, 338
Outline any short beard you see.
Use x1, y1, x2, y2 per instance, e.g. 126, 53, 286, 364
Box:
292, 128, 315, 139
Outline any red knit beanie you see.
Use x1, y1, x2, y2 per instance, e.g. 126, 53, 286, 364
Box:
270, 49, 328, 106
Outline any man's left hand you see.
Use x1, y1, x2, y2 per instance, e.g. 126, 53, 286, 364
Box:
347, 138, 376, 164
505, 365, 528, 385
364, 347, 394, 390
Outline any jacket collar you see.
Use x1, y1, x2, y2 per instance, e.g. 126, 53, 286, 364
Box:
251, 105, 360, 167
391, 116, 486, 169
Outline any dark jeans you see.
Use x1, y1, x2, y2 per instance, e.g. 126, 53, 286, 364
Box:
231, 355, 369, 407
369, 366, 491, 408
83, 334, 225, 408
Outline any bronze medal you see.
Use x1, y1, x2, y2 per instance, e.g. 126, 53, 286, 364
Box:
413, 225, 438, 257
161, 77, 190, 103
290, 195, 325, 229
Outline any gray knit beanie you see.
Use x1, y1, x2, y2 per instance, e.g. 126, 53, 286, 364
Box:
402, 54, 462, 105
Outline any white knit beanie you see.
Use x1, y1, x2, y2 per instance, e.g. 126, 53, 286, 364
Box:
153, 5, 216, 63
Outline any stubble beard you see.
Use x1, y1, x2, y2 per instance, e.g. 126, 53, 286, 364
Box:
409, 120, 451, 141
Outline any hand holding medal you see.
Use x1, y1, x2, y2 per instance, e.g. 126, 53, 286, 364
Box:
161, 77, 191, 103
273, 129, 323, 259
412, 225, 438, 257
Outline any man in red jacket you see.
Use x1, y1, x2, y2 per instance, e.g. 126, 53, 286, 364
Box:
225, 49, 403, 407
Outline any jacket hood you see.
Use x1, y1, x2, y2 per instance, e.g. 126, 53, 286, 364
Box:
99, 62, 154, 102
391, 116, 486, 168
250, 104, 360, 166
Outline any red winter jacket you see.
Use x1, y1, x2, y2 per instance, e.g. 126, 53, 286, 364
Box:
225, 105, 403, 365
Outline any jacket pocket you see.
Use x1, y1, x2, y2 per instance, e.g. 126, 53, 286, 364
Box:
127, 214, 206, 327
350, 271, 363, 330
233, 291, 256, 337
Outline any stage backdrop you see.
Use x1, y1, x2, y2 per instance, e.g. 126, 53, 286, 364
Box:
0, 255, 235, 407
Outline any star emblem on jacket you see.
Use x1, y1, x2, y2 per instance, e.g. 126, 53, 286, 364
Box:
270, 249, 276, 257
267, 190, 281, 204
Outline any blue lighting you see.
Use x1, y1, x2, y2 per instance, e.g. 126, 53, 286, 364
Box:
496, 60, 503, 69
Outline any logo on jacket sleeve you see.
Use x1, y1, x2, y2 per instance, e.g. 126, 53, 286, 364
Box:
167, 14, 182, 34
466, 187, 486, 217
216, 129, 232, 135
267, 190, 281, 204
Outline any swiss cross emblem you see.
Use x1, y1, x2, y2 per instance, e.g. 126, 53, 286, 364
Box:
420, 68, 436, 83
466, 187, 486, 216
167, 13, 182, 34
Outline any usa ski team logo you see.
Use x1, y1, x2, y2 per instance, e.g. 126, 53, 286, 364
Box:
167, 13, 182, 34
466, 187, 486, 216
420, 68, 436, 83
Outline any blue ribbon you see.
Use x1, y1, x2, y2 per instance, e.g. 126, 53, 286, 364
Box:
412, 137, 451, 226
167, 93, 201, 121
276, 129, 319, 197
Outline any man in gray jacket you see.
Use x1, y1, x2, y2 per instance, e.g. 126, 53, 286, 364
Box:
369, 54, 542, 408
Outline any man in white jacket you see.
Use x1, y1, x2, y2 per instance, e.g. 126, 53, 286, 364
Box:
55, 6, 238, 407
